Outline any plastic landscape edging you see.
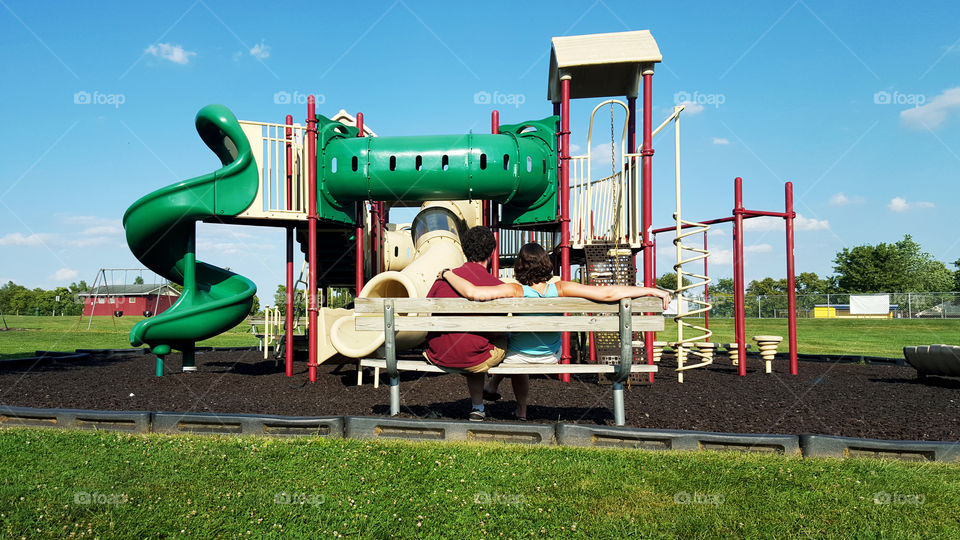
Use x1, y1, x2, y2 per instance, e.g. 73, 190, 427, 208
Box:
2, 406, 959, 462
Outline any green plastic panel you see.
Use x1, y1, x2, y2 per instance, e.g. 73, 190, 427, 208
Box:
316, 115, 558, 227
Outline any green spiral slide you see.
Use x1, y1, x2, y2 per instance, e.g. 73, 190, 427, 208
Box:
123, 105, 259, 375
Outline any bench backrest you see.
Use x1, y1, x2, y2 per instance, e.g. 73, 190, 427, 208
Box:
354, 297, 664, 333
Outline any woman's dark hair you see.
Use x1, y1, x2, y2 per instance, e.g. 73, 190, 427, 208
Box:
513, 243, 554, 286
461, 226, 497, 263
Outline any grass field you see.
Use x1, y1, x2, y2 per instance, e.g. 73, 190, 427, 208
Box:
0, 429, 957, 538
2, 314, 957, 360
653, 317, 960, 357
0, 315, 258, 359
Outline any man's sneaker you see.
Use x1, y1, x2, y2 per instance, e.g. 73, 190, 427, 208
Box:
469, 410, 486, 422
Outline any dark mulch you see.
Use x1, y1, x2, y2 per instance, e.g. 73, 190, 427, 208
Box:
1, 350, 958, 441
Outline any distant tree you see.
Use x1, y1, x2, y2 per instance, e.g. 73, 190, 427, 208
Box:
710, 278, 735, 295
68, 281, 89, 294
833, 235, 953, 292
953, 259, 960, 292
274, 284, 287, 314
249, 295, 260, 316
656, 272, 690, 291
0, 281, 27, 314
133, 276, 144, 285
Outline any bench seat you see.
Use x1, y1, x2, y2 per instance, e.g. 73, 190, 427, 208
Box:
357, 358, 658, 387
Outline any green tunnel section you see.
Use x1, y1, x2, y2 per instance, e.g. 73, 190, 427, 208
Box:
123, 105, 259, 364
316, 115, 559, 228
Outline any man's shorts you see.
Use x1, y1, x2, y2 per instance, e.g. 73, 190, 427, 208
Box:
424, 336, 508, 374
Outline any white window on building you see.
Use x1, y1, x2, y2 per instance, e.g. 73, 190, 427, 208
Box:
129, 297, 138, 303
98, 298, 106, 304
108, 297, 115, 304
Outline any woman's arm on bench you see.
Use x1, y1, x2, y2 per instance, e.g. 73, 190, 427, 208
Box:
439, 269, 523, 301
555, 281, 672, 310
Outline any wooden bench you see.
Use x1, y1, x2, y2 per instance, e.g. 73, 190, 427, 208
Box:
354, 296, 664, 425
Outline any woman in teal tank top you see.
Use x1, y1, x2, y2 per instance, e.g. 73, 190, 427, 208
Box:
439, 243, 671, 420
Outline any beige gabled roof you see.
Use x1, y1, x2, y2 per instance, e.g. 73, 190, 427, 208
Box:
331, 109, 378, 137
548, 30, 662, 102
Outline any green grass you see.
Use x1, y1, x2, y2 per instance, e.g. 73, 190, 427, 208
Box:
0, 315, 257, 359
1, 315, 957, 360
0, 429, 957, 538
654, 317, 960, 357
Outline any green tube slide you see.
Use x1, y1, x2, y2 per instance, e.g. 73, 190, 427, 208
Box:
316, 116, 559, 227
123, 105, 259, 370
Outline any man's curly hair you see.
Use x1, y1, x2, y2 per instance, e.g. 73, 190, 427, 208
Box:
461, 226, 497, 263
513, 243, 554, 286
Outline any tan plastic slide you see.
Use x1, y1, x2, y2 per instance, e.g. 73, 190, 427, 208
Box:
316, 200, 481, 363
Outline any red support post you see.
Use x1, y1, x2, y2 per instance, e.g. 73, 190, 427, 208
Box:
785, 181, 798, 375
627, 95, 638, 283
284, 115, 294, 377
559, 77, 572, 381
640, 69, 656, 383
306, 97, 319, 382
356, 112, 373, 282
733, 177, 747, 376
490, 110, 500, 277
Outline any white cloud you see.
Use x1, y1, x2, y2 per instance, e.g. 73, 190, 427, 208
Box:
145, 43, 196, 65
53, 268, 78, 281
0, 215, 124, 250
888, 196, 935, 212
742, 214, 828, 232
901, 87, 960, 129
0, 232, 56, 246
249, 40, 271, 59
745, 243, 773, 253
795, 215, 830, 231
829, 192, 849, 205
703, 244, 769, 265
889, 197, 909, 212
677, 101, 704, 115
569, 143, 581, 153
232, 51, 243, 62
710, 248, 733, 265
828, 192, 865, 206
712, 137, 730, 145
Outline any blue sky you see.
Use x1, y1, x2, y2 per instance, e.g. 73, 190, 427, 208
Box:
1, 0, 959, 300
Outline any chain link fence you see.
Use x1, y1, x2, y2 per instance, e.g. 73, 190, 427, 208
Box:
693, 292, 960, 319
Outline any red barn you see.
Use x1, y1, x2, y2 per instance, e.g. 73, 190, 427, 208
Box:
79, 284, 180, 317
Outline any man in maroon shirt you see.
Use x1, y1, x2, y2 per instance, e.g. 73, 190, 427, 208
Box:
424, 226, 506, 421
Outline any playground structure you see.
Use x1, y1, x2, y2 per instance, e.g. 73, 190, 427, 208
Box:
122, 29, 799, 381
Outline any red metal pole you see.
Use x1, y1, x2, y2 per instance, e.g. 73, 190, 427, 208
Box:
306, 97, 319, 382
733, 177, 747, 376
640, 68, 655, 383
491, 109, 500, 276
785, 181, 798, 375
559, 77, 572, 381
703, 231, 710, 340
285, 115, 295, 377
627, 96, 638, 284
355, 112, 372, 284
